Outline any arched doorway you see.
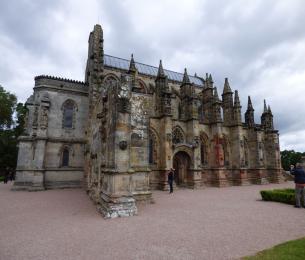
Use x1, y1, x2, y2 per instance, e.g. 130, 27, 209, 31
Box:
173, 151, 191, 187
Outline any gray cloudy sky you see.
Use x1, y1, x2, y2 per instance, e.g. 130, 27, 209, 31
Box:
1, 0, 305, 151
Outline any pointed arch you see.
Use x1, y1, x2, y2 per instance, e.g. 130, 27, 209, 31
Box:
59, 144, 74, 167
200, 131, 209, 166
61, 99, 77, 129
172, 126, 185, 144
138, 80, 148, 94
103, 73, 120, 85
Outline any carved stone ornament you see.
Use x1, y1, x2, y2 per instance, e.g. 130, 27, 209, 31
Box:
193, 136, 200, 147
40, 107, 48, 129
119, 140, 128, 150
118, 75, 131, 99
32, 106, 39, 128
166, 133, 172, 142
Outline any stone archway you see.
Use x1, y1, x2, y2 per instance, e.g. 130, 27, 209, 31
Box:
173, 151, 191, 187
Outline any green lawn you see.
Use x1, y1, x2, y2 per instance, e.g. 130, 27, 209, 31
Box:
243, 237, 305, 260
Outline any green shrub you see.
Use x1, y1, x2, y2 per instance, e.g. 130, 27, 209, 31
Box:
260, 188, 302, 205
272, 188, 294, 193
0, 176, 4, 182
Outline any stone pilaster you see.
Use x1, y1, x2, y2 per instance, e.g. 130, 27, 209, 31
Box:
159, 117, 173, 190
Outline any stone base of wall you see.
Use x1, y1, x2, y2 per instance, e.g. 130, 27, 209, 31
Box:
133, 191, 153, 203
173, 168, 285, 189
45, 181, 82, 189
267, 169, 285, 183
12, 169, 83, 191
11, 181, 33, 191
12, 170, 45, 191
97, 193, 137, 219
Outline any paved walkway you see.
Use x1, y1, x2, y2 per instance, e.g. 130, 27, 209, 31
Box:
0, 182, 304, 260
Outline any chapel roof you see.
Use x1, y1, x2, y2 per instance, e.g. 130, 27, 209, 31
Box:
104, 54, 204, 86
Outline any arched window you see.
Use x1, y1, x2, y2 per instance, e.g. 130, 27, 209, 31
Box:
132, 80, 148, 94
103, 75, 119, 90
172, 126, 185, 144
62, 147, 69, 167
62, 100, 77, 129
148, 138, 154, 164
200, 132, 209, 166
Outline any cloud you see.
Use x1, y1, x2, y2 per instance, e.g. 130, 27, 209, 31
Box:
0, 0, 305, 151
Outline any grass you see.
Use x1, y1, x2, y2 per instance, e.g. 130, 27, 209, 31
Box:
243, 237, 305, 259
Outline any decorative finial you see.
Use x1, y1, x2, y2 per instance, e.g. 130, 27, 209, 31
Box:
234, 90, 241, 107
247, 96, 254, 110
129, 53, 137, 72
263, 99, 268, 113
214, 87, 220, 101
157, 59, 165, 77
223, 78, 232, 93
182, 68, 190, 84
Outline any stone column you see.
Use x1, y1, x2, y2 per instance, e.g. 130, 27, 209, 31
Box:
159, 117, 173, 190
97, 76, 137, 218
187, 119, 202, 188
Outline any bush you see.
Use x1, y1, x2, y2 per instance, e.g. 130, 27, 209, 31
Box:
0, 176, 4, 182
260, 188, 300, 205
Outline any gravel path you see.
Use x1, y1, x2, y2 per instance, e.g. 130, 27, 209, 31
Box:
0, 182, 304, 260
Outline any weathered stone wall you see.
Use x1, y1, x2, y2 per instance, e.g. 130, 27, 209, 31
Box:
14, 24, 284, 218
13, 77, 88, 190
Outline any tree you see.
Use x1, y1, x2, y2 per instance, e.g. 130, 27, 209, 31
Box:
0, 86, 26, 175
14, 103, 28, 136
0, 85, 17, 129
281, 150, 305, 171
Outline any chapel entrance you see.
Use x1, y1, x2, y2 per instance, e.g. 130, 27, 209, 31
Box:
173, 151, 191, 187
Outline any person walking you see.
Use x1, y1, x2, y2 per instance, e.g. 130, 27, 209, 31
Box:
4, 172, 8, 184
168, 168, 175, 194
290, 163, 305, 208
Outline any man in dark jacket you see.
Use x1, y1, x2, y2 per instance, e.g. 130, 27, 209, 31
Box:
290, 163, 305, 208
168, 168, 175, 194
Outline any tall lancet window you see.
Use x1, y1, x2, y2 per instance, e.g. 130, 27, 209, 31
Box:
200, 132, 209, 166
149, 138, 154, 164
62, 148, 69, 167
62, 100, 76, 129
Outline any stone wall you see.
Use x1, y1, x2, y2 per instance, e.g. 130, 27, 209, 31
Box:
13, 77, 88, 191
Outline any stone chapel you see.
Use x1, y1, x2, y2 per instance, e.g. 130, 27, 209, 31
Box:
13, 24, 283, 218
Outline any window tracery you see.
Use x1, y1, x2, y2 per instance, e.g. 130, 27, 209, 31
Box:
172, 126, 185, 144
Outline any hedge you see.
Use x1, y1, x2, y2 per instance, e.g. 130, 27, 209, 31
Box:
260, 188, 302, 205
